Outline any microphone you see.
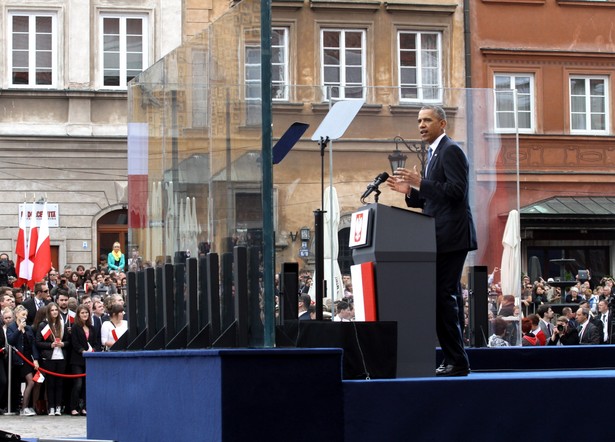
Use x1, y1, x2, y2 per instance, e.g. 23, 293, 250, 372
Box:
361, 172, 389, 200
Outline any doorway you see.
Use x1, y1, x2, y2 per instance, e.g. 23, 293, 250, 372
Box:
97, 210, 128, 269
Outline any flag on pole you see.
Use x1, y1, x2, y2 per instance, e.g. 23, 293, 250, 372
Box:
26, 206, 39, 290
14, 205, 30, 287
30, 202, 51, 285
68, 310, 76, 324
41, 323, 52, 340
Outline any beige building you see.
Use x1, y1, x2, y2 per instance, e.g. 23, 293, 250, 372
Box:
0, 0, 188, 270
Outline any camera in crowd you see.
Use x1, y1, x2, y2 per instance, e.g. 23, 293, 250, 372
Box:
557, 324, 565, 332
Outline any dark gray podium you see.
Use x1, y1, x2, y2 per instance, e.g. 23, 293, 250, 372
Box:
352, 203, 436, 378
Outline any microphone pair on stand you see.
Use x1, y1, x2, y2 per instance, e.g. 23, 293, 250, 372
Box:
360, 172, 389, 204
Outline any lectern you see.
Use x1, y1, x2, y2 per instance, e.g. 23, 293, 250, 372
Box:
352, 203, 436, 378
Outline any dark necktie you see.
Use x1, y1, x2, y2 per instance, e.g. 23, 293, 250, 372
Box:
425, 148, 434, 176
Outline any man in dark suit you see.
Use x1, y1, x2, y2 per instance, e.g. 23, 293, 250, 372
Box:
387, 105, 477, 377
22, 281, 50, 325
576, 306, 600, 345
298, 294, 311, 320
593, 299, 612, 344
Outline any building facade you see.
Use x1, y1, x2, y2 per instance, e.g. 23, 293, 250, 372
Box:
471, 0, 615, 280
0, 0, 185, 270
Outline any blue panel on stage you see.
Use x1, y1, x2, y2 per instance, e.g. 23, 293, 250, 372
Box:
272, 122, 309, 165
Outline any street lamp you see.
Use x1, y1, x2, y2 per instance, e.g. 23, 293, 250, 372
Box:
388, 136, 428, 177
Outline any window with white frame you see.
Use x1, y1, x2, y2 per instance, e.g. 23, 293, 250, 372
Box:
494, 74, 535, 133
245, 43, 262, 126
100, 13, 148, 88
8, 11, 57, 87
398, 31, 442, 102
570, 76, 609, 134
321, 29, 365, 100
272, 27, 289, 101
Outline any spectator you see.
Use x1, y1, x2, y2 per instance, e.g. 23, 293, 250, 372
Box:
22, 282, 50, 326
487, 317, 510, 347
565, 286, 583, 303
528, 314, 546, 345
100, 304, 127, 350
0, 291, 15, 311
12, 287, 24, 306
576, 307, 600, 345
593, 299, 611, 344
334, 301, 352, 322
562, 306, 578, 329
497, 295, 515, 317
298, 294, 311, 320
548, 316, 579, 346
536, 305, 554, 340
69, 305, 101, 416
521, 317, 539, 346
0, 254, 16, 288
7, 305, 39, 416
107, 242, 125, 272
35, 302, 70, 416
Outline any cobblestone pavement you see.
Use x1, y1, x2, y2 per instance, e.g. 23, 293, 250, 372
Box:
0, 414, 86, 440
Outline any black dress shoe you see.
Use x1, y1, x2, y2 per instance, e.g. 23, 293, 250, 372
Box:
435, 364, 470, 377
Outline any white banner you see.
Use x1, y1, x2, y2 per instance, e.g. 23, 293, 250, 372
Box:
19, 203, 59, 228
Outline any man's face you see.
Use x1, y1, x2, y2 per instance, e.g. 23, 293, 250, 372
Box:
93, 301, 105, 316
1, 295, 14, 309
598, 301, 608, 314
546, 308, 554, 319
576, 309, 586, 324
417, 108, 446, 144
64, 268, 72, 277
82, 298, 93, 310
57, 295, 69, 310
14, 291, 23, 304
49, 271, 58, 280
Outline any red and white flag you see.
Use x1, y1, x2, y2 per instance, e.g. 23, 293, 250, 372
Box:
26, 211, 38, 290
30, 202, 51, 285
111, 329, 119, 341
33, 370, 45, 383
68, 310, 76, 324
14, 205, 30, 287
41, 323, 52, 340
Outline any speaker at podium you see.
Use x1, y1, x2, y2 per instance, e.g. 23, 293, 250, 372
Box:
351, 203, 436, 378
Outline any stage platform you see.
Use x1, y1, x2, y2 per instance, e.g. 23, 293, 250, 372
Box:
85, 346, 615, 442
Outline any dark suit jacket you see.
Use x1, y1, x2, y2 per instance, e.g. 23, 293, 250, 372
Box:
7, 321, 40, 363
22, 297, 49, 326
592, 313, 612, 344
70, 323, 102, 367
578, 321, 601, 345
406, 135, 477, 254
298, 311, 311, 320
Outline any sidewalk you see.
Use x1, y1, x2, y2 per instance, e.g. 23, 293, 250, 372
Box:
0, 414, 86, 440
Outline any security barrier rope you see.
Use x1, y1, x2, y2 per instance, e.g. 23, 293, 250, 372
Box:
12, 347, 86, 378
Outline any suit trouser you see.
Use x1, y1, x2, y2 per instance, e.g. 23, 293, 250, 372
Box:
436, 249, 470, 368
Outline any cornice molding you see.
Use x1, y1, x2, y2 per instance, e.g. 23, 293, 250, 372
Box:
384, 2, 458, 14
310, 1, 381, 12
481, 48, 615, 60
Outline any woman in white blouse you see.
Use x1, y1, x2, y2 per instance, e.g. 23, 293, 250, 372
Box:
100, 304, 127, 350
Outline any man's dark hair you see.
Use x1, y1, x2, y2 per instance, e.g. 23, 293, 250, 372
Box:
336, 300, 350, 314
421, 105, 447, 121
299, 294, 311, 309
536, 304, 550, 318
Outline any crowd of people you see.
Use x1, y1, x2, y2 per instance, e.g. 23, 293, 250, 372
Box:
486, 268, 615, 347
0, 249, 128, 417
292, 270, 355, 322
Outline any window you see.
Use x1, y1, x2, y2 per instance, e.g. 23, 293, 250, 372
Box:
100, 14, 148, 88
245, 44, 262, 126
398, 31, 442, 102
8, 11, 57, 87
321, 29, 365, 100
272, 27, 289, 101
494, 74, 535, 133
570, 76, 608, 134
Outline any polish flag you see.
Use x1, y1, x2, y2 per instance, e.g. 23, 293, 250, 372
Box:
30, 203, 51, 285
14, 206, 30, 287
26, 210, 39, 290
33, 370, 45, 383
68, 310, 76, 324
41, 323, 52, 340
112, 329, 119, 341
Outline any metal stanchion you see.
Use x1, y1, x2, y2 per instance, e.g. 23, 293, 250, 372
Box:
5, 346, 16, 415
